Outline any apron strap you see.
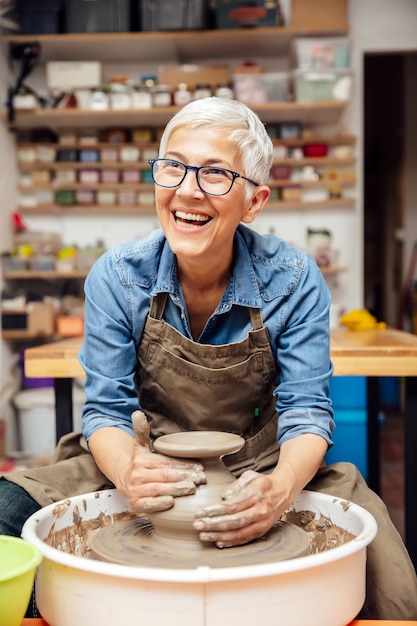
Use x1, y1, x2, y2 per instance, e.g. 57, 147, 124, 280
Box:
249, 307, 264, 331
150, 292, 169, 320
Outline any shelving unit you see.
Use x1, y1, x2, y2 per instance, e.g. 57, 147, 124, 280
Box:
15, 132, 356, 213
1, 24, 354, 342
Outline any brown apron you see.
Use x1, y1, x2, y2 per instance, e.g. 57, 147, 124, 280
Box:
135, 292, 280, 476
4, 292, 417, 619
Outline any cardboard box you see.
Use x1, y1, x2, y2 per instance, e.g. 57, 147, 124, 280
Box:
46, 61, 102, 90
291, 0, 348, 31
1, 302, 55, 337
158, 65, 230, 91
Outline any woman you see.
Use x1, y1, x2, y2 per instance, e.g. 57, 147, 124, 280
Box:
1, 97, 416, 618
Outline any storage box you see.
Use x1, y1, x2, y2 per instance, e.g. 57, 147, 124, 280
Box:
46, 62, 102, 91
233, 72, 290, 105
325, 408, 368, 479
293, 37, 350, 70
158, 65, 230, 92
17, 0, 65, 34
56, 315, 84, 337
216, 0, 278, 29
1, 302, 55, 337
141, 0, 207, 31
291, 0, 348, 31
65, 0, 131, 33
293, 69, 352, 102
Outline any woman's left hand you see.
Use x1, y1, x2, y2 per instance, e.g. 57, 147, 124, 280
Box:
193, 469, 282, 548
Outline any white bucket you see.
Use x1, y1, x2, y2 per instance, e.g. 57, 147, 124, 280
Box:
13, 386, 85, 456
22, 489, 377, 626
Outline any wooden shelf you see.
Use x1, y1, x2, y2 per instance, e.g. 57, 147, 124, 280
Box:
16, 136, 356, 151
0, 27, 348, 63
2, 102, 348, 129
17, 157, 356, 172
3, 270, 89, 280
19, 182, 154, 191
265, 198, 355, 210
269, 178, 355, 189
18, 161, 151, 171
18, 204, 154, 215
1, 330, 55, 340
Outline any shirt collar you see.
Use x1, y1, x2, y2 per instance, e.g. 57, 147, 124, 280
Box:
152, 226, 263, 309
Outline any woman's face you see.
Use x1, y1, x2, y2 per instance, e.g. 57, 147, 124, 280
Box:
154, 126, 269, 267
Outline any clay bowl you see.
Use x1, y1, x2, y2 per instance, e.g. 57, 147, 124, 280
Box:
22, 488, 377, 626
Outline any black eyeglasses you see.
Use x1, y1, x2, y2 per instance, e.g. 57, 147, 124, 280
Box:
148, 158, 259, 196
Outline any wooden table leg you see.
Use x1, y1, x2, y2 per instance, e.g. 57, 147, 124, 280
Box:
366, 377, 381, 494
405, 376, 417, 569
53, 378, 74, 442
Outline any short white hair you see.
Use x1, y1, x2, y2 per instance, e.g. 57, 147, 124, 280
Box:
158, 97, 273, 190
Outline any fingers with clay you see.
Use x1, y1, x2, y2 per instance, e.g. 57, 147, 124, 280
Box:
193, 470, 277, 548
128, 411, 206, 513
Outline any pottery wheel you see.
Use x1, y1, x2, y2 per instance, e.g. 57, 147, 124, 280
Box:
89, 516, 311, 568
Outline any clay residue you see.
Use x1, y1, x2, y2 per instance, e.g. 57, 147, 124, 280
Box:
44, 506, 137, 558
280, 509, 355, 553
43, 506, 355, 562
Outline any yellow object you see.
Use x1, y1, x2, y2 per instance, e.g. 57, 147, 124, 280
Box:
340, 308, 387, 330
0, 535, 42, 626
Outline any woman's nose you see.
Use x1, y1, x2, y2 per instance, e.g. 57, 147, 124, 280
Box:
176, 170, 204, 196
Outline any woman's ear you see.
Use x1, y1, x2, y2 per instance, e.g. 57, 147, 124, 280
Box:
241, 185, 270, 223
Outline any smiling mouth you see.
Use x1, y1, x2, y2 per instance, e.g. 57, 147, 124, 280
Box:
174, 210, 212, 228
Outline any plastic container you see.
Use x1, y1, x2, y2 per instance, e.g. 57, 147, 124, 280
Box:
233, 72, 290, 105
141, 0, 207, 31
0, 535, 42, 626
325, 408, 368, 479
293, 68, 352, 102
65, 0, 131, 33
17, 0, 65, 34
329, 376, 367, 409
293, 37, 350, 70
13, 386, 86, 456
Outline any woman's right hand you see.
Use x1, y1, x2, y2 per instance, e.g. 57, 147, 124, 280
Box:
127, 411, 206, 513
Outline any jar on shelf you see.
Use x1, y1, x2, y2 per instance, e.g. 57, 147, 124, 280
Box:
152, 84, 172, 107
215, 83, 234, 99
193, 84, 212, 100
90, 89, 109, 111
131, 85, 152, 109
307, 228, 333, 267
174, 83, 192, 106
109, 75, 131, 110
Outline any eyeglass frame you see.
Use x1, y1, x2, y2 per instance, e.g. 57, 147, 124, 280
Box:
148, 158, 259, 197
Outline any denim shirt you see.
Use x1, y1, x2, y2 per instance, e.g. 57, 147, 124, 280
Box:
80, 224, 334, 448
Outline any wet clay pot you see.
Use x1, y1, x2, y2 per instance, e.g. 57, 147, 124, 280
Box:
150, 431, 245, 545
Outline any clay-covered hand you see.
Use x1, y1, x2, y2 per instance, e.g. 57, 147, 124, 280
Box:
193, 469, 281, 548
128, 411, 206, 514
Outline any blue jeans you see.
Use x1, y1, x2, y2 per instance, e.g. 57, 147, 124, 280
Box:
0, 478, 42, 617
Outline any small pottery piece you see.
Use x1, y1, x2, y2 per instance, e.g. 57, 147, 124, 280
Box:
150, 431, 245, 545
